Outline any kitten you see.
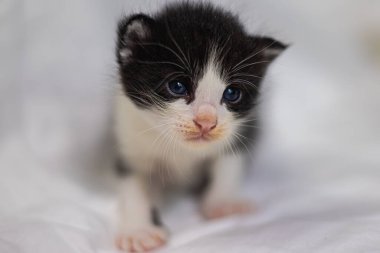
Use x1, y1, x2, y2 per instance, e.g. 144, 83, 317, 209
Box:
114, 2, 285, 252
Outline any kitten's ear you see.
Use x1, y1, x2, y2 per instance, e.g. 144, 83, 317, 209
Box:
116, 14, 155, 64
253, 36, 288, 62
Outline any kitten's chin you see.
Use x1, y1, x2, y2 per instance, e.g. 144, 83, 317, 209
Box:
186, 136, 211, 143
184, 140, 216, 151
180, 135, 224, 151
175, 125, 229, 151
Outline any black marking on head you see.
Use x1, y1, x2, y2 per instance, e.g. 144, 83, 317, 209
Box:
222, 36, 286, 118
116, 2, 286, 114
151, 207, 163, 226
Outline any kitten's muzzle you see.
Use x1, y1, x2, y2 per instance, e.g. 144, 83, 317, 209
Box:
180, 104, 223, 143
193, 119, 217, 134
192, 104, 217, 136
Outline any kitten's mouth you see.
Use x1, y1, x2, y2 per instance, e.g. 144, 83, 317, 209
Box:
185, 131, 221, 143
180, 124, 225, 144
182, 127, 225, 144
186, 134, 210, 142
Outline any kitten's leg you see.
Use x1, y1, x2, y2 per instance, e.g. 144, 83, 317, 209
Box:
116, 174, 167, 252
200, 154, 253, 219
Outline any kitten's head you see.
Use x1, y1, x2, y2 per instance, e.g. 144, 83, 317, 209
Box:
116, 2, 285, 153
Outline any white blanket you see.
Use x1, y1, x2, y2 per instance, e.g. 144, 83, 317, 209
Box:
1, 1, 379, 252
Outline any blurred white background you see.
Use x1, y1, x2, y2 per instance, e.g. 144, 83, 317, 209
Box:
0, 1, 379, 253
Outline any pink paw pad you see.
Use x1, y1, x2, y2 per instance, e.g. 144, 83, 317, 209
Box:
202, 201, 254, 220
115, 227, 167, 252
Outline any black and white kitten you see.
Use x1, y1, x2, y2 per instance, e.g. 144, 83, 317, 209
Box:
114, 2, 285, 252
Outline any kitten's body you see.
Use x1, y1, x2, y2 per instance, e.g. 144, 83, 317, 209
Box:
114, 2, 285, 252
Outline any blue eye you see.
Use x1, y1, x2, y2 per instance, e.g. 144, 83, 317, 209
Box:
168, 80, 188, 96
223, 87, 241, 103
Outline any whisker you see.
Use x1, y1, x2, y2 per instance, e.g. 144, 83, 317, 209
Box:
234, 131, 249, 141
167, 130, 180, 182
146, 128, 165, 186
229, 73, 263, 79
236, 117, 258, 123
136, 60, 185, 70
230, 61, 271, 75
233, 124, 260, 129
230, 135, 241, 157
218, 35, 232, 62
160, 128, 176, 186
230, 41, 276, 72
150, 128, 171, 187
229, 78, 258, 89
127, 92, 166, 110
232, 132, 253, 158
223, 136, 238, 157
136, 122, 172, 136
164, 19, 192, 74
138, 42, 190, 73
158, 71, 190, 86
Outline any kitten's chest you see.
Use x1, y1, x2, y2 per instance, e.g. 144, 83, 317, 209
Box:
115, 95, 212, 187
137, 129, 210, 189
150, 152, 211, 192
150, 142, 206, 185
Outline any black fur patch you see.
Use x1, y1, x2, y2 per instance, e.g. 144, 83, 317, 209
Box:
151, 207, 162, 226
116, 2, 285, 117
115, 157, 131, 176
190, 159, 213, 197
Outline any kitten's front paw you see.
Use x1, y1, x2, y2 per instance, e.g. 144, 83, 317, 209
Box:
201, 200, 253, 220
116, 226, 167, 252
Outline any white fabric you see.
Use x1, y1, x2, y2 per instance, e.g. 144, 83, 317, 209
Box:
1, 1, 380, 253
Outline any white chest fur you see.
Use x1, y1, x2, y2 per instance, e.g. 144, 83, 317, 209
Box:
114, 92, 209, 186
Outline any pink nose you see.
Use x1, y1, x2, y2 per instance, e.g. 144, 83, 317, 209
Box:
193, 119, 217, 133
193, 104, 217, 134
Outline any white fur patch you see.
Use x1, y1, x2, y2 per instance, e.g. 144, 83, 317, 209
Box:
119, 48, 132, 62
194, 58, 226, 108
127, 20, 148, 39
190, 56, 237, 140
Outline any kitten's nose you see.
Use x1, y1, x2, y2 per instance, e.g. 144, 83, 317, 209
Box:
193, 104, 217, 134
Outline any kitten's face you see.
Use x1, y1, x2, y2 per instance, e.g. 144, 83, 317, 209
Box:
117, 3, 285, 152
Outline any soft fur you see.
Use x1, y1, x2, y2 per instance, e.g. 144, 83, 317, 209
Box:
114, 2, 285, 252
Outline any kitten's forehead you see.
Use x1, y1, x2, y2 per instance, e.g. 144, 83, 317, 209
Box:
193, 56, 225, 106
151, 3, 251, 74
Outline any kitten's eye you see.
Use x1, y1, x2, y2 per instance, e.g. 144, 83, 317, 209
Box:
223, 87, 241, 103
167, 80, 188, 96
